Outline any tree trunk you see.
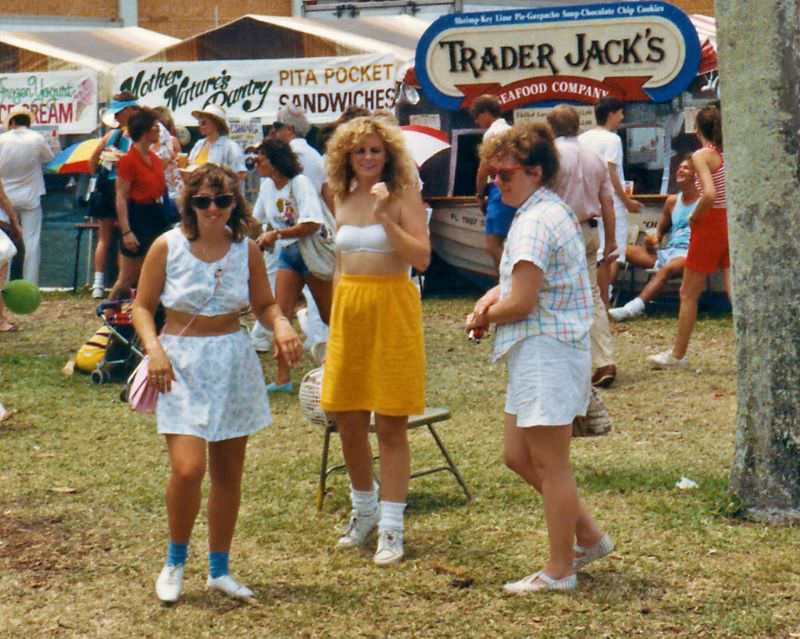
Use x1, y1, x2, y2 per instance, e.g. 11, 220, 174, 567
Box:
717, 1, 800, 523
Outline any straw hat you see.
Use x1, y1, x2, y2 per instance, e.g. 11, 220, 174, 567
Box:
3, 105, 35, 130
191, 104, 229, 135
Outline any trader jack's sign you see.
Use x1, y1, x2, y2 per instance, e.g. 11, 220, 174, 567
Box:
415, 1, 701, 111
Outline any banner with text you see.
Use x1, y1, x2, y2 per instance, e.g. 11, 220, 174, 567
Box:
112, 53, 397, 126
416, 2, 701, 111
0, 71, 98, 134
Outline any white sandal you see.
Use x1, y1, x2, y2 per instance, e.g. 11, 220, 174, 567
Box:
574, 533, 614, 570
503, 570, 576, 593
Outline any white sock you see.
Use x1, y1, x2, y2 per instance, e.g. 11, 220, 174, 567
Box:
351, 484, 378, 516
626, 297, 645, 314
93, 272, 104, 287
378, 500, 406, 533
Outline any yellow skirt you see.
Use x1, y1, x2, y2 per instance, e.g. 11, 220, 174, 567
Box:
320, 273, 425, 416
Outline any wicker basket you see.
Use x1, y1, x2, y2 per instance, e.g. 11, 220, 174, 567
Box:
298, 366, 335, 428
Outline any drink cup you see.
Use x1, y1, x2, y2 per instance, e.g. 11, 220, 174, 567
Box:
624, 180, 634, 196
176, 153, 189, 169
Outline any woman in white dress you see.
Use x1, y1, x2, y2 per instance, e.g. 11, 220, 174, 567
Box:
132, 164, 302, 604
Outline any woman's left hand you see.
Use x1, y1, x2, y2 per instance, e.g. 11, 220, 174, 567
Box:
465, 310, 489, 333
272, 318, 303, 367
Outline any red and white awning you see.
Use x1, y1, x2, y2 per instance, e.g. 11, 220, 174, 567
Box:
691, 14, 718, 75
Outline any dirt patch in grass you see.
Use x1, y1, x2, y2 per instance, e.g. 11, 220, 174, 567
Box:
0, 511, 78, 578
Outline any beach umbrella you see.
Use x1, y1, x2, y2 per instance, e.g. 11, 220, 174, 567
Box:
400, 125, 451, 167
1, 279, 40, 314
47, 138, 103, 174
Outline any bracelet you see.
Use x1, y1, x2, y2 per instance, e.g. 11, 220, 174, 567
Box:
122, 230, 132, 236
275, 316, 291, 325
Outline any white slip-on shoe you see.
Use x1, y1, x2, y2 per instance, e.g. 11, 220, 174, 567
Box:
574, 534, 615, 570
207, 574, 254, 600
91, 284, 106, 299
336, 509, 380, 549
373, 529, 404, 566
647, 350, 688, 369
503, 570, 576, 594
155, 564, 184, 603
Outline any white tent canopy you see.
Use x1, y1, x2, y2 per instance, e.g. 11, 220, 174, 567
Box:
0, 27, 179, 73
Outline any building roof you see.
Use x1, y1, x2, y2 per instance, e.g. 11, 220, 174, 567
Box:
0, 27, 179, 73
140, 15, 428, 63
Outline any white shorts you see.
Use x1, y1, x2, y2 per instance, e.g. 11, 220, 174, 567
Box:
655, 246, 688, 269
504, 335, 591, 427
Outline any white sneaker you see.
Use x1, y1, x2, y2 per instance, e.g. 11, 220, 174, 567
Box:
207, 574, 254, 600
155, 564, 184, 603
374, 529, 404, 566
91, 284, 106, 299
647, 350, 688, 369
503, 570, 576, 593
337, 509, 379, 549
608, 304, 642, 322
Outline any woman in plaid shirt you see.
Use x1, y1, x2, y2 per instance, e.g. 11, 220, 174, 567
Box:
465, 123, 613, 593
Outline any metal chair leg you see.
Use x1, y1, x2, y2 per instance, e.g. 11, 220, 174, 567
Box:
317, 425, 334, 511
426, 423, 471, 501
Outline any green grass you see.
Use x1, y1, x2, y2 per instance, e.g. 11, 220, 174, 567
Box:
1, 295, 799, 638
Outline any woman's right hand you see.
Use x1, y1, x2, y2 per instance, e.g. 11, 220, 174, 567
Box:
256, 230, 279, 251
146, 344, 176, 393
122, 231, 140, 253
272, 318, 303, 367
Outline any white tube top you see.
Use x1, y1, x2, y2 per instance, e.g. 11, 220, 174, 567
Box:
335, 224, 394, 254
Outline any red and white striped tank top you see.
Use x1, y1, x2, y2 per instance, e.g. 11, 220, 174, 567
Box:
694, 145, 726, 208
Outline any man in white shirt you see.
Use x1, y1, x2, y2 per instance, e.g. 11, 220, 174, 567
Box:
579, 97, 641, 308
471, 95, 513, 270
274, 105, 325, 192
0, 106, 54, 283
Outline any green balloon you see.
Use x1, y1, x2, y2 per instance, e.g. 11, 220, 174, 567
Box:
2, 279, 41, 314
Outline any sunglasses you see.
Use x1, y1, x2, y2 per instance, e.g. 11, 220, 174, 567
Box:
495, 166, 525, 183
191, 194, 235, 210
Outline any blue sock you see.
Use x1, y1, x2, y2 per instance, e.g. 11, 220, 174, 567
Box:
208, 551, 229, 579
166, 541, 188, 567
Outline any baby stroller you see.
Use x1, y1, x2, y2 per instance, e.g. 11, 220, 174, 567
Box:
90, 297, 144, 385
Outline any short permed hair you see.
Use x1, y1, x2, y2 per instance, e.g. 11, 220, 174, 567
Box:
479, 123, 560, 187
180, 164, 253, 242
325, 116, 419, 200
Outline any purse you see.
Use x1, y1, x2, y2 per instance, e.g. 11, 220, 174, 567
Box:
127, 356, 158, 413
572, 390, 612, 437
126, 251, 229, 413
293, 181, 336, 280
0, 228, 18, 265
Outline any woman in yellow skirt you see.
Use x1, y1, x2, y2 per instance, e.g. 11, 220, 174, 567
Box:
321, 116, 430, 566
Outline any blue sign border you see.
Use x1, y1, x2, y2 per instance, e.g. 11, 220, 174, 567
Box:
415, 1, 701, 111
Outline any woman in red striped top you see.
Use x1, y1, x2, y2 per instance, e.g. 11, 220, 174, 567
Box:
648, 104, 729, 369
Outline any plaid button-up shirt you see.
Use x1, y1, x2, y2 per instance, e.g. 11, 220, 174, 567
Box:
491, 187, 593, 363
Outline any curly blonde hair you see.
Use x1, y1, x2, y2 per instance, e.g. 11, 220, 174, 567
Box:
325, 116, 418, 200
479, 123, 560, 187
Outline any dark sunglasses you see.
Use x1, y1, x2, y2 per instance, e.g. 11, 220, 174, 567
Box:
496, 166, 525, 183
191, 194, 235, 210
